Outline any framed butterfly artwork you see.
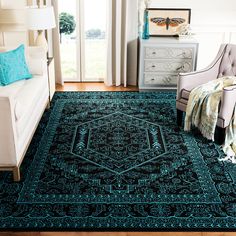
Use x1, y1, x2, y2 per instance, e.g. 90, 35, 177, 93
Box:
147, 8, 191, 37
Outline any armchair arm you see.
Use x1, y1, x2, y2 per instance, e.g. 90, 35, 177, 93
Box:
218, 85, 236, 128
0, 96, 18, 166
177, 44, 227, 100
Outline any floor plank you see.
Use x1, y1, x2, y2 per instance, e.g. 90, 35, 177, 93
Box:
202, 233, 236, 236
56, 82, 139, 92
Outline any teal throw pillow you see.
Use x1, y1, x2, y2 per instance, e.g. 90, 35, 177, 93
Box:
0, 45, 32, 86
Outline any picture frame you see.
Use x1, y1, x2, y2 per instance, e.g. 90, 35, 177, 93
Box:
147, 8, 191, 37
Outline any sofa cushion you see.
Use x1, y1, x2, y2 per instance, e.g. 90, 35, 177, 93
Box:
0, 75, 47, 122
15, 75, 48, 138
25, 47, 46, 76
0, 46, 46, 76
0, 45, 32, 86
0, 79, 25, 98
15, 75, 47, 121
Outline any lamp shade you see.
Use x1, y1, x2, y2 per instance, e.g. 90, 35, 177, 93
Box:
27, 6, 56, 30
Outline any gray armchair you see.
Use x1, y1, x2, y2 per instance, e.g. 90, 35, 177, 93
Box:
176, 44, 236, 144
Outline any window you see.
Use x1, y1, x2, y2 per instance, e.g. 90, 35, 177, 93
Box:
58, 0, 107, 82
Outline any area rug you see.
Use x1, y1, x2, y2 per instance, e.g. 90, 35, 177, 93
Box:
1, 91, 236, 231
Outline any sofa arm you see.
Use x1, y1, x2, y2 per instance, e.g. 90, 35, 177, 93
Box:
0, 96, 18, 166
177, 44, 227, 100
218, 85, 236, 128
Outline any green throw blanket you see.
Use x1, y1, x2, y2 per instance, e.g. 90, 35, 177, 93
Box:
184, 76, 236, 161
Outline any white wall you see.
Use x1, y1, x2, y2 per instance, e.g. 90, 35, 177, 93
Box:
149, 0, 236, 69
1, 0, 236, 78
0, 0, 48, 48
0, 0, 29, 47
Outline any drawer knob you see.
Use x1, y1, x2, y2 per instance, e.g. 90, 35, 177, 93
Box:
177, 52, 187, 57
176, 65, 184, 71
152, 65, 156, 68
152, 52, 156, 55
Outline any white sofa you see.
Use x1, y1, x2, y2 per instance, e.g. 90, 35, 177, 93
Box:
0, 46, 49, 181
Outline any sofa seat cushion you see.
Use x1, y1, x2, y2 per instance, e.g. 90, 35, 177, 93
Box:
0, 76, 47, 123
0, 79, 25, 99
15, 76, 47, 121
14, 76, 48, 137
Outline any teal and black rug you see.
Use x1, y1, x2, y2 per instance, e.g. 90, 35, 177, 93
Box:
0, 92, 236, 231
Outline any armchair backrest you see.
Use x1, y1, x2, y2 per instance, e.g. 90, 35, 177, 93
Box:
218, 44, 236, 78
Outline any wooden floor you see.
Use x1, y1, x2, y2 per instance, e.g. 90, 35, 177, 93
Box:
1, 83, 234, 236
56, 82, 139, 92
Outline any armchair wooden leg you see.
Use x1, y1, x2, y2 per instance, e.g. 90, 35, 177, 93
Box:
177, 109, 184, 127
13, 167, 21, 182
214, 126, 226, 145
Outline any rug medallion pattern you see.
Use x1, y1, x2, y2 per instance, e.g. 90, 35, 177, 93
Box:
1, 92, 236, 230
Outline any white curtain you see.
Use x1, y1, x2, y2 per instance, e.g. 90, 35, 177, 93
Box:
51, 0, 63, 85
105, 0, 139, 87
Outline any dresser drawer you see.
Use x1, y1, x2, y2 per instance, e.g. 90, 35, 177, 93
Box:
139, 38, 198, 90
144, 73, 178, 86
144, 60, 192, 73
145, 47, 194, 59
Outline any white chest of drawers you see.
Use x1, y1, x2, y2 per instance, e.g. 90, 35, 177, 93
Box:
138, 37, 198, 90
